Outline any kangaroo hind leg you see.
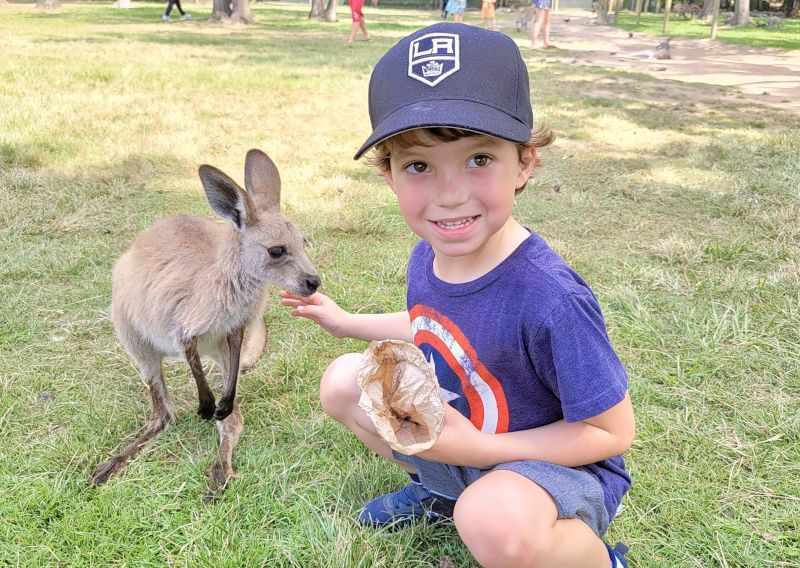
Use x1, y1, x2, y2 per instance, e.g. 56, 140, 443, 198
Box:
91, 358, 176, 485
206, 400, 244, 495
240, 291, 269, 371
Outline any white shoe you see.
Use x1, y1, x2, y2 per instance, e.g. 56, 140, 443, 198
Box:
180, 13, 191, 20
162, 14, 170, 20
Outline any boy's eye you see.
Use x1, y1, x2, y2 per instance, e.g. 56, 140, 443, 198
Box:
467, 155, 492, 168
405, 162, 430, 174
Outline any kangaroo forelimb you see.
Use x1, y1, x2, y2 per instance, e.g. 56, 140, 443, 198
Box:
214, 327, 243, 421
185, 337, 216, 420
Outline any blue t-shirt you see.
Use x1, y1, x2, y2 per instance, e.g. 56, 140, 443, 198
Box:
406, 231, 631, 519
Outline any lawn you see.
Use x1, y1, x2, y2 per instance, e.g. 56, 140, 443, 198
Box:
1, 1, 799, 567
614, 11, 800, 50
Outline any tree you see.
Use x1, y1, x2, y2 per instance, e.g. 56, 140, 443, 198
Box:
731, 0, 750, 25
709, 0, 722, 38
662, 0, 673, 32
595, 0, 610, 24
309, 0, 337, 22
210, 0, 255, 24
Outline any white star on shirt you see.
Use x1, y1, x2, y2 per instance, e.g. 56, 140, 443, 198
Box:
428, 352, 460, 403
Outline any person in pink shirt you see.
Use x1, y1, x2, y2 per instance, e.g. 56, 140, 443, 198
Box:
348, 0, 378, 44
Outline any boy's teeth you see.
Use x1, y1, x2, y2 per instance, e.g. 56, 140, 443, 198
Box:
437, 216, 475, 229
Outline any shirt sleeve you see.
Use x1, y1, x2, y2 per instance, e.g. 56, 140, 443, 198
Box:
527, 292, 628, 423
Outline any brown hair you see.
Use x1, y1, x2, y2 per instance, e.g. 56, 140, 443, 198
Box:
364, 125, 555, 194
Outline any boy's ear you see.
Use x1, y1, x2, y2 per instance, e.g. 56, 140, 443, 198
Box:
380, 167, 396, 192
516, 147, 537, 188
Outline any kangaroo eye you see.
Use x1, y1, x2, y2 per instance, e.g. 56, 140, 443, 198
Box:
268, 246, 287, 259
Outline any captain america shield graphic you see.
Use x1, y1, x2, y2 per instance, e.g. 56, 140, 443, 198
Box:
410, 305, 509, 434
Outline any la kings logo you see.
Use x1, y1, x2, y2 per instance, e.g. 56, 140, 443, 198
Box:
407, 33, 460, 87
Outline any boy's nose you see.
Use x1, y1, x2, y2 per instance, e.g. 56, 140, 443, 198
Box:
434, 172, 469, 207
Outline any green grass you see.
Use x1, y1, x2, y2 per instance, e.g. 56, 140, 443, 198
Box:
614, 11, 800, 50
1, 1, 799, 566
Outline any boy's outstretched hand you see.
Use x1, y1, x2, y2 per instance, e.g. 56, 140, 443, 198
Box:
280, 290, 351, 338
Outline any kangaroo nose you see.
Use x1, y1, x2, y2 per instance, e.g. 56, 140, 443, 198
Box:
305, 274, 320, 294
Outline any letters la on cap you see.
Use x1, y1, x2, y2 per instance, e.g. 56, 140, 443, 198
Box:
408, 32, 460, 87
354, 23, 534, 160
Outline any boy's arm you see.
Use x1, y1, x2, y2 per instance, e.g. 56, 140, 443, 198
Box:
280, 290, 412, 342
419, 392, 635, 469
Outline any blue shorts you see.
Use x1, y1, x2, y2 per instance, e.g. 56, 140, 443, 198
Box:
393, 451, 611, 536
445, 0, 466, 15
533, 0, 552, 9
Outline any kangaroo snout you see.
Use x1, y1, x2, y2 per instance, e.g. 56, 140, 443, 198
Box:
304, 273, 320, 295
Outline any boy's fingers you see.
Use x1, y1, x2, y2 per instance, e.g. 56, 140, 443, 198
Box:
281, 290, 324, 305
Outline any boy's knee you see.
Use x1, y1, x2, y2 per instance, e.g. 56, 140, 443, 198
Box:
454, 482, 551, 568
319, 353, 363, 421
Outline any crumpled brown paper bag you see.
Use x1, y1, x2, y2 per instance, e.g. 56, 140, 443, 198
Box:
356, 340, 444, 455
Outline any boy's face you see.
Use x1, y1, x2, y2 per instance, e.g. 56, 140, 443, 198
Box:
381, 131, 534, 263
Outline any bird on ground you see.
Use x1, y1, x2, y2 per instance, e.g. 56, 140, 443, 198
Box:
611, 37, 672, 60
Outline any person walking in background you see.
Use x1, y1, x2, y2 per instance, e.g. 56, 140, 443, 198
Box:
445, 0, 466, 23
348, 0, 378, 43
162, 0, 191, 21
482, 0, 496, 29
530, 0, 554, 49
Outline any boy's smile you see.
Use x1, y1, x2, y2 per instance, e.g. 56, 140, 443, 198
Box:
382, 132, 535, 282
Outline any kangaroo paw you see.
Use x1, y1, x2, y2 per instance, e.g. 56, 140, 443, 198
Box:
213, 399, 234, 422
197, 402, 215, 420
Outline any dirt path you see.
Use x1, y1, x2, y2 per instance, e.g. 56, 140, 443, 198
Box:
505, 10, 800, 114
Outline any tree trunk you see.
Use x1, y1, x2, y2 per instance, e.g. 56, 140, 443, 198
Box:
210, 0, 255, 23
309, 0, 337, 22
36, 0, 60, 8
709, 0, 721, 37
309, 0, 324, 19
323, 0, 337, 22
595, 0, 610, 23
732, 0, 750, 25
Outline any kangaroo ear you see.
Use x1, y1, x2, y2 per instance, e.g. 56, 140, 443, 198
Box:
198, 165, 253, 231
244, 149, 280, 212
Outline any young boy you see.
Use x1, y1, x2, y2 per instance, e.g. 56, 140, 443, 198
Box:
281, 23, 634, 568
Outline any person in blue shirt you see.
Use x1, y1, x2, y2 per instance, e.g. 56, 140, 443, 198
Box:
281, 23, 634, 568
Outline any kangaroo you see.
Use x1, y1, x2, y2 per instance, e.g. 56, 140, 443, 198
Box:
91, 149, 319, 487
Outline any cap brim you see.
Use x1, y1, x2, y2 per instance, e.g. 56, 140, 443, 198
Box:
353, 99, 533, 160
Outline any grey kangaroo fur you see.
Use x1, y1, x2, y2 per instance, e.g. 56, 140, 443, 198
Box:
91, 149, 319, 487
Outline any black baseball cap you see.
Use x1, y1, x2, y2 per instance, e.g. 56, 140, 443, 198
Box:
354, 23, 534, 160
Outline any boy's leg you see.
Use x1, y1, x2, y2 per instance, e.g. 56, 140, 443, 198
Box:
454, 470, 609, 568
320, 354, 414, 471
321, 353, 457, 527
